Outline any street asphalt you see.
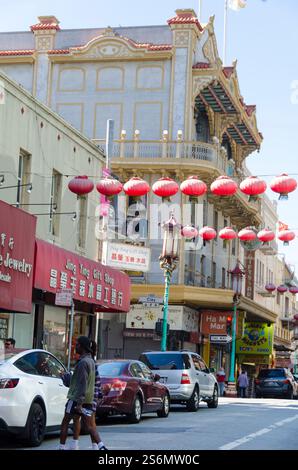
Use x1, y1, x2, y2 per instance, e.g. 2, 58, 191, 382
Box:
1, 397, 298, 450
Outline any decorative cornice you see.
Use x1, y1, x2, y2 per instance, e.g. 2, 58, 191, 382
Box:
168, 9, 203, 33
30, 15, 60, 32
0, 49, 34, 56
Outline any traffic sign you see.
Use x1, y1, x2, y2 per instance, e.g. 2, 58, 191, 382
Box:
210, 334, 232, 344
139, 294, 163, 305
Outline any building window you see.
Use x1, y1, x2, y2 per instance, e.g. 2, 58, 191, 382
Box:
285, 297, 289, 316
200, 255, 206, 286
212, 262, 216, 288
17, 150, 31, 207
221, 133, 233, 160
203, 200, 208, 226
222, 268, 226, 289
231, 229, 236, 256
214, 211, 218, 241
78, 196, 87, 248
194, 106, 210, 143
50, 170, 62, 236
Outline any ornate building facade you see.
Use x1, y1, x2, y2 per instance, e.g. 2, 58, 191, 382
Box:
0, 9, 295, 370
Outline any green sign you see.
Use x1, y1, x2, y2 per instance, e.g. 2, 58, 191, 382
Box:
236, 322, 273, 355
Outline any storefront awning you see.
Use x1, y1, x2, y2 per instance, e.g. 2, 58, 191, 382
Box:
0, 200, 36, 313
33, 239, 131, 313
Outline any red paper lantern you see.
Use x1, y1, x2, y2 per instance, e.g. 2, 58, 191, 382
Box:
181, 225, 198, 239
219, 227, 237, 240
152, 177, 179, 200
239, 176, 267, 201
123, 177, 150, 197
289, 286, 298, 295
180, 176, 207, 199
210, 175, 237, 196
199, 226, 217, 241
278, 230, 295, 245
257, 229, 275, 243
238, 227, 257, 242
265, 283, 276, 293
269, 173, 297, 200
68, 175, 94, 196
277, 285, 288, 294
96, 177, 123, 197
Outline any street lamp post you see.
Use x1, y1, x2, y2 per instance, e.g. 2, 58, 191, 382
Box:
159, 212, 180, 352
226, 262, 245, 396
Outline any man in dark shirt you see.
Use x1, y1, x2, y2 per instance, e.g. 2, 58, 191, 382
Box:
58, 336, 106, 450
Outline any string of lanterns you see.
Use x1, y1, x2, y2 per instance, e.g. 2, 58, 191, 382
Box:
68, 173, 297, 201
68, 173, 298, 245
265, 284, 298, 295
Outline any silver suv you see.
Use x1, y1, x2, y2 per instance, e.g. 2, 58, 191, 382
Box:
139, 351, 218, 411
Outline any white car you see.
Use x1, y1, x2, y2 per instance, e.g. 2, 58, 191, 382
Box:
0, 349, 69, 446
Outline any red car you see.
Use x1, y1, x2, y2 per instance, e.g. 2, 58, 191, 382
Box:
96, 360, 170, 423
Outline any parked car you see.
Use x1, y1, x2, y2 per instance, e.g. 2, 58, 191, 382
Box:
255, 368, 298, 399
0, 348, 69, 446
96, 360, 170, 423
139, 351, 218, 411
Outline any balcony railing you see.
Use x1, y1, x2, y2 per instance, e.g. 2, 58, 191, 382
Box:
93, 135, 230, 174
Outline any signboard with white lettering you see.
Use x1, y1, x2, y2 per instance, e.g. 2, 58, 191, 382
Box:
34, 239, 131, 313
102, 242, 151, 272
210, 335, 232, 343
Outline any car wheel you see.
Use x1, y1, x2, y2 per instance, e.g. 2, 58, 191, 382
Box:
23, 403, 46, 447
186, 386, 200, 412
256, 393, 262, 398
157, 394, 170, 418
128, 396, 142, 423
207, 386, 219, 409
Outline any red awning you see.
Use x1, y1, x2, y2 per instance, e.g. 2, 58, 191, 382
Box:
33, 239, 131, 313
0, 200, 36, 313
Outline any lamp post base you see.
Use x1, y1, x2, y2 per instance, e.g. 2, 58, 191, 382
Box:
225, 382, 237, 398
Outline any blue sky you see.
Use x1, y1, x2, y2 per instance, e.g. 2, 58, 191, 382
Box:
1, 0, 298, 272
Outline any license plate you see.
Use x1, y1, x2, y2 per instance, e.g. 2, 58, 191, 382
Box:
267, 381, 277, 386
159, 377, 167, 384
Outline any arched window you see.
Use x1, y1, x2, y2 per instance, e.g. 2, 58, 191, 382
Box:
221, 133, 233, 160
194, 105, 210, 143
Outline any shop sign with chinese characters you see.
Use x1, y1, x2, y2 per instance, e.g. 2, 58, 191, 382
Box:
33, 239, 130, 312
245, 250, 255, 300
0, 201, 36, 313
102, 241, 151, 272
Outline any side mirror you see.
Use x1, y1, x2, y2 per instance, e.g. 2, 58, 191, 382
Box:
153, 373, 161, 382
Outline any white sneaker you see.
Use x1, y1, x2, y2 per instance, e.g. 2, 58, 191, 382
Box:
68, 439, 79, 450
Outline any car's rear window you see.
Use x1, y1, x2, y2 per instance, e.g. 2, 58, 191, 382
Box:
139, 353, 190, 370
97, 362, 127, 377
258, 369, 286, 378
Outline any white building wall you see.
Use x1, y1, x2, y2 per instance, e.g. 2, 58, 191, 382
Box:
50, 60, 172, 140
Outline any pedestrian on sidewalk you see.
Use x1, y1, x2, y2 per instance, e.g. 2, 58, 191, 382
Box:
58, 336, 106, 450
237, 369, 249, 398
4, 338, 16, 350
216, 367, 226, 397
71, 340, 106, 451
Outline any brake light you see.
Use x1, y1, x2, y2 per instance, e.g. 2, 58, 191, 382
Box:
181, 373, 191, 385
255, 379, 260, 385
110, 380, 127, 394
282, 379, 290, 384
0, 378, 19, 389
